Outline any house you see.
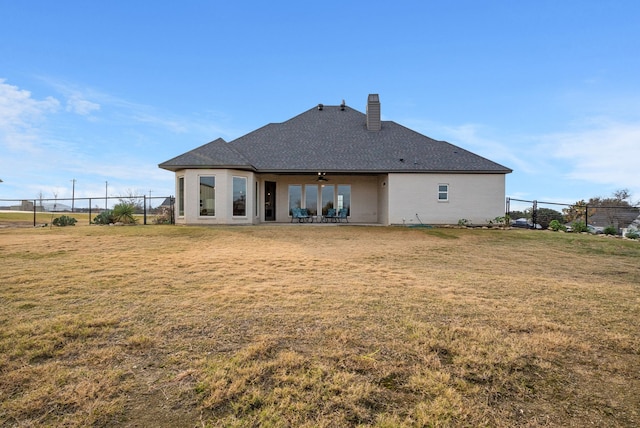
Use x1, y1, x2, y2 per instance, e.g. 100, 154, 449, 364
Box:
159, 94, 512, 225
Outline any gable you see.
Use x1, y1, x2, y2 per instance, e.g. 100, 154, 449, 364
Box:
159, 138, 253, 171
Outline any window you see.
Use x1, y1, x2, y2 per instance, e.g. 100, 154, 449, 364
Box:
199, 176, 215, 216
178, 176, 185, 216
305, 185, 318, 215
288, 185, 302, 216
438, 184, 449, 201
233, 176, 247, 216
255, 181, 259, 217
321, 185, 334, 215
337, 185, 351, 216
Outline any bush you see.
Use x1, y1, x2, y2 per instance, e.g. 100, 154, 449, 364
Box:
571, 221, 588, 233
52, 215, 77, 227
153, 207, 173, 224
625, 230, 639, 240
535, 207, 564, 230
487, 216, 510, 228
603, 225, 617, 236
112, 203, 138, 224
549, 219, 565, 231
457, 219, 471, 227
93, 210, 114, 225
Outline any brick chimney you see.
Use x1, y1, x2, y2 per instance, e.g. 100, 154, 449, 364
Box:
366, 94, 381, 131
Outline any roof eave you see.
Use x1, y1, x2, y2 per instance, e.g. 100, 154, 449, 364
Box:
158, 164, 256, 172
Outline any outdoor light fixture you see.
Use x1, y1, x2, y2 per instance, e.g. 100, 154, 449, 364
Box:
317, 172, 328, 182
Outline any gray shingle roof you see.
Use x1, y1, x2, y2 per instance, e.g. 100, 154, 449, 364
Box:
159, 138, 253, 170
159, 105, 512, 174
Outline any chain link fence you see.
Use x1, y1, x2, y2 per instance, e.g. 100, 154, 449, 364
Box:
506, 197, 640, 233
0, 195, 174, 226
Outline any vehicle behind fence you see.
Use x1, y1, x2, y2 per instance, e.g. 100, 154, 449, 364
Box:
0, 195, 175, 226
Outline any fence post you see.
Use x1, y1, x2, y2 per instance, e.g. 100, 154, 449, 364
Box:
33, 199, 36, 227
505, 197, 510, 220
143, 195, 147, 225
171, 196, 175, 224
585, 204, 588, 226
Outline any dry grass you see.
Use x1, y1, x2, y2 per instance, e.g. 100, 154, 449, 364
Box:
1, 222, 639, 427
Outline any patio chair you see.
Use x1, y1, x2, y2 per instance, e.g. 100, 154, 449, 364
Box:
322, 208, 337, 222
337, 209, 349, 223
300, 208, 313, 222
291, 208, 312, 223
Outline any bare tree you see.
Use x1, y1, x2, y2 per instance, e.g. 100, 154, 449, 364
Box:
118, 189, 145, 213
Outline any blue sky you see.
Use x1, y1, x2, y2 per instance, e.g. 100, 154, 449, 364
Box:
1, 1, 639, 210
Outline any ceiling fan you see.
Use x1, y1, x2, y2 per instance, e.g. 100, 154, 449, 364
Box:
316, 172, 329, 182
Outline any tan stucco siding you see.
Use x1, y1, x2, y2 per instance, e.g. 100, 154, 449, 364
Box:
271, 175, 380, 223
387, 173, 506, 226
175, 169, 256, 225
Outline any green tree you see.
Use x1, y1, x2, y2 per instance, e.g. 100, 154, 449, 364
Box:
535, 208, 564, 229
508, 210, 528, 221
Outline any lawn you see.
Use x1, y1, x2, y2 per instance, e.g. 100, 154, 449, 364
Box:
1, 222, 639, 427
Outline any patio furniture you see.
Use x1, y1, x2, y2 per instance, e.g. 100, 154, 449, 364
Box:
337, 209, 349, 223
322, 208, 337, 222
291, 208, 313, 222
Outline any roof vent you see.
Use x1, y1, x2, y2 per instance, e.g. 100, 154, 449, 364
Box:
317, 103, 323, 111
340, 99, 346, 111
366, 94, 381, 131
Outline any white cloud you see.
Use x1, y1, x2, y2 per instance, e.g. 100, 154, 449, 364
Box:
544, 118, 640, 188
0, 79, 60, 151
66, 94, 100, 115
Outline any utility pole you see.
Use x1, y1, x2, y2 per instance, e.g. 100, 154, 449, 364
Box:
70, 179, 76, 212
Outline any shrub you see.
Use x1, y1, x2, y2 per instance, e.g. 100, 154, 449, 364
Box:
536, 207, 564, 229
571, 221, 588, 233
549, 219, 565, 231
625, 230, 639, 240
153, 207, 173, 224
52, 215, 77, 227
112, 203, 137, 224
603, 225, 617, 236
93, 210, 114, 225
487, 216, 510, 228
457, 219, 471, 227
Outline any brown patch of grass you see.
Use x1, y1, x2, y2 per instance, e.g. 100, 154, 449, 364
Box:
1, 224, 639, 426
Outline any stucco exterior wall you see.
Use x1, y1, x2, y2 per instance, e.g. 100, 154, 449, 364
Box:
270, 175, 380, 223
175, 169, 256, 225
387, 173, 506, 226
174, 170, 506, 226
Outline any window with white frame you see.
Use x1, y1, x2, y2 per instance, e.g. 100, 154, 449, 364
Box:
199, 176, 215, 216
438, 184, 449, 201
178, 176, 185, 216
288, 184, 302, 216
232, 176, 247, 216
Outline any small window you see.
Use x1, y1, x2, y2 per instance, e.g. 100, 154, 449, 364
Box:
438, 184, 449, 201
199, 176, 215, 216
233, 176, 247, 216
178, 176, 185, 216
